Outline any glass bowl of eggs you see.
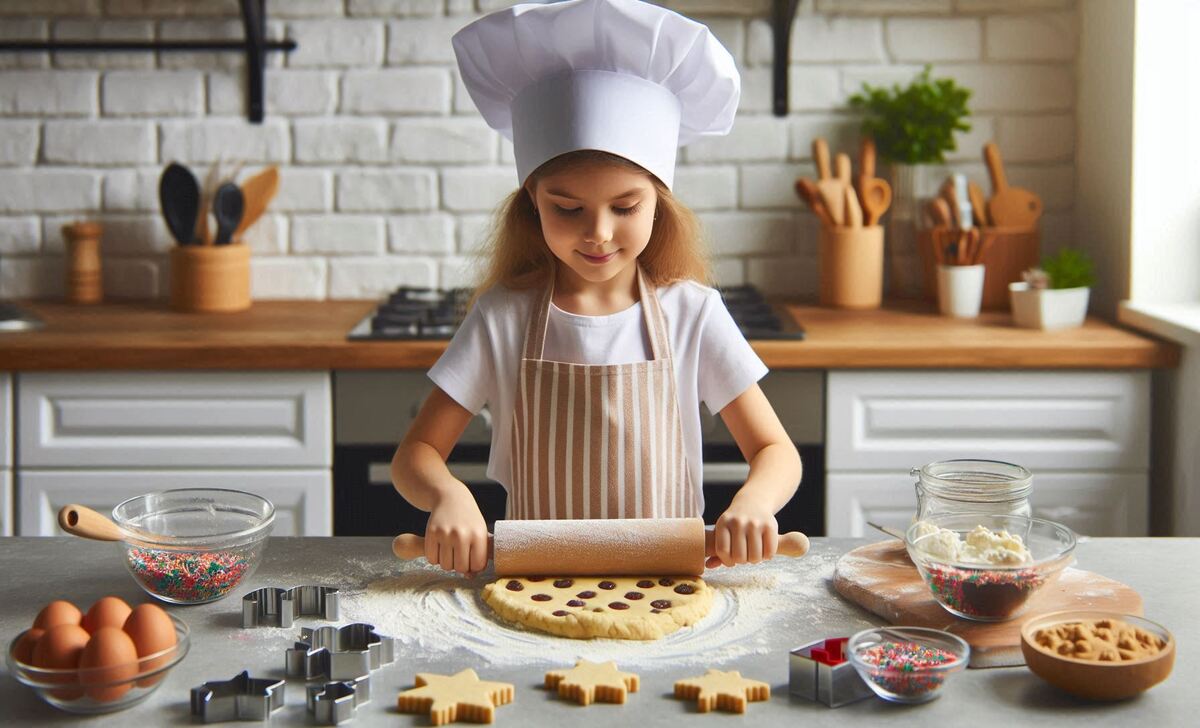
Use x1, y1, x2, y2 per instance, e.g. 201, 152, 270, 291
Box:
7, 599, 190, 714
112, 488, 275, 604
905, 513, 1076, 622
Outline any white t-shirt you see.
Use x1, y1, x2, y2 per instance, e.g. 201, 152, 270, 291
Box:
427, 279, 768, 512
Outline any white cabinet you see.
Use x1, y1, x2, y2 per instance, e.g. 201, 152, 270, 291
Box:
1, 470, 11, 537
18, 470, 330, 537
825, 371, 1151, 537
15, 372, 333, 536
1, 373, 10, 536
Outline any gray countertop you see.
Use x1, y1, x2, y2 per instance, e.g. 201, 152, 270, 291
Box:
1, 537, 1195, 725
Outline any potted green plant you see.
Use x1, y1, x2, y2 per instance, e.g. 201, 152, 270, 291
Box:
848, 66, 972, 297
1009, 248, 1095, 330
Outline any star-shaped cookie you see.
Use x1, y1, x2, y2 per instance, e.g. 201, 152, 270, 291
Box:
544, 659, 640, 706
673, 669, 770, 713
396, 669, 514, 725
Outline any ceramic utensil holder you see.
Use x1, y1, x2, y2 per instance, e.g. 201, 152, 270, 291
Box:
62, 221, 103, 304
818, 225, 884, 309
170, 243, 251, 313
937, 264, 985, 318
919, 225, 1039, 309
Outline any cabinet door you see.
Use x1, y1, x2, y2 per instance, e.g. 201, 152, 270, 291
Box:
0, 373, 10, 468
18, 372, 331, 468
1, 470, 11, 537
827, 370, 1150, 471
18, 470, 332, 537
826, 472, 1148, 537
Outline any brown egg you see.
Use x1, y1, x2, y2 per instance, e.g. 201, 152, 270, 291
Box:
81, 596, 132, 634
31, 623, 90, 700
79, 627, 139, 702
33, 600, 82, 631
122, 603, 177, 687
13, 628, 45, 664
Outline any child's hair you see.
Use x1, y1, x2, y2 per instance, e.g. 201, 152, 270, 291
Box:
470, 150, 711, 305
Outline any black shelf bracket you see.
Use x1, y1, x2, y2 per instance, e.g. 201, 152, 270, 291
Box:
772, 0, 801, 117
0, 0, 295, 124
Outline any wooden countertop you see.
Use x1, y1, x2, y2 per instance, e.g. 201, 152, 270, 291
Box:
0, 299, 1180, 370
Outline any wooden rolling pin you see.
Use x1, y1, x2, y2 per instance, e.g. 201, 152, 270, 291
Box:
392, 518, 810, 576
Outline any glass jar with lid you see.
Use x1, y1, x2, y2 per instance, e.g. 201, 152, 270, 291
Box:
911, 459, 1032, 521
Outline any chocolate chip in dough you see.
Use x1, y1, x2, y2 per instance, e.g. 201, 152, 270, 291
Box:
651, 599, 672, 609
553, 579, 574, 588
576, 591, 597, 599
552, 610, 569, 617
505, 580, 524, 592
609, 602, 630, 610
658, 578, 675, 586
674, 583, 696, 595
566, 599, 586, 607
636, 580, 655, 588
598, 581, 616, 590
650, 609, 662, 614
531, 594, 552, 602
624, 591, 645, 600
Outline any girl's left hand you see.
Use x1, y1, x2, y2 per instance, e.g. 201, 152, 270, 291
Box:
706, 501, 779, 568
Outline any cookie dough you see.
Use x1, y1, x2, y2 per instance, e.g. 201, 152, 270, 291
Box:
673, 669, 770, 713
544, 659, 639, 705
482, 575, 713, 640
396, 669, 513, 726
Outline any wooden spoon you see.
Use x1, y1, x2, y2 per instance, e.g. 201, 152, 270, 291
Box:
812, 138, 845, 226
58, 504, 127, 542
859, 177, 891, 226
984, 142, 1043, 227
233, 166, 279, 238
795, 177, 835, 228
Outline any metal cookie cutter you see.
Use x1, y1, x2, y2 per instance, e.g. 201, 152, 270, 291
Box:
190, 670, 286, 722
242, 585, 340, 628
306, 675, 371, 725
285, 623, 396, 681
789, 637, 873, 708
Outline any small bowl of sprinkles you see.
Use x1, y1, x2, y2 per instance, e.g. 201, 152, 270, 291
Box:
113, 489, 274, 605
906, 514, 1076, 622
848, 627, 969, 704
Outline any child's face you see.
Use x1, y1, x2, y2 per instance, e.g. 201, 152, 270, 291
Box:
528, 160, 658, 287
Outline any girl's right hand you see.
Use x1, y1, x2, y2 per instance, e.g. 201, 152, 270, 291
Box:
424, 492, 489, 576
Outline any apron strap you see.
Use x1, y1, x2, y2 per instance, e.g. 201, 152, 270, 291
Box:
522, 264, 672, 362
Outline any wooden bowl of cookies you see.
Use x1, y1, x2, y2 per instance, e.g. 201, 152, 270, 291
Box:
1020, 610, 1175, 701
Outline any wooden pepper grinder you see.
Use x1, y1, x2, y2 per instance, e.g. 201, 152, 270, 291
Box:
62, 221, 103, 304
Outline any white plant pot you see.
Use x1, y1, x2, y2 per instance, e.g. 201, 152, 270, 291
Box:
937, 264, 985, 318
1008, 283, 1090, 330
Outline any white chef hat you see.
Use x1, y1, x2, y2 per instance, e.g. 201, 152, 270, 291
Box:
452, 0, 740, 190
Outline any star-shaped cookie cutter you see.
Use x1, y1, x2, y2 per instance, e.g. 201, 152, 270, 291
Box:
242, 585, 340, 628
285, 623, 396, 681
190, 670, 286, 723
306, 675, 371, 725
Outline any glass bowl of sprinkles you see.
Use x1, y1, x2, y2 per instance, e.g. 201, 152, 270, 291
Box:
848, 627, 969, 704
113, 489, 274, 605
905, 513, 1076, 622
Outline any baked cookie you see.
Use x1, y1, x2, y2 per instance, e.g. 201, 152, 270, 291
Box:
482, 575, 713, 640
673, 669, 770, 713
396, 669, 513, 726
545, 659, 639, 705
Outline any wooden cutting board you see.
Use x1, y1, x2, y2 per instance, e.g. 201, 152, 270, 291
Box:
833, 540, 1143, 668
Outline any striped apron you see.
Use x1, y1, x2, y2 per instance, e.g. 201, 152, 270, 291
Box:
509, 266, 697, 520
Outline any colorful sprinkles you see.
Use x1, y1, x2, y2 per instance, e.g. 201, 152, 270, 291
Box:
921, 563, 1044, 618
855, 640, 958, 697
126, 547, 250, 603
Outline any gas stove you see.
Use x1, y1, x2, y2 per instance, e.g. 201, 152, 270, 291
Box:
347, 284, 804, 341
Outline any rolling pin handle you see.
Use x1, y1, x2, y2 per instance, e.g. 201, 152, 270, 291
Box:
778, 531, 810, 557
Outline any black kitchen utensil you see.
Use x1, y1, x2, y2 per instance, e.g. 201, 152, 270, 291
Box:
212, 182, 245, 246
158, 162, 200, 246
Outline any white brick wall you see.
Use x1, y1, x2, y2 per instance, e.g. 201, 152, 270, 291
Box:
0, 1, 1080, 302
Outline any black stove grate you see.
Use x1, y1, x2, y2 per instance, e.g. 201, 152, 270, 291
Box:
347, 284, 803, 341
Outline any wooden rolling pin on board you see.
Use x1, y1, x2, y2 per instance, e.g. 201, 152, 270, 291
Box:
393, 518, 810, 576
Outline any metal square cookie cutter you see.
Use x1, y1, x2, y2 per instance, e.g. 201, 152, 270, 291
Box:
243, 585, 339, 628
286, 623, 396, 681
190, 670, 286, 722
307, 675, 371, 725
789, 637, 873, 707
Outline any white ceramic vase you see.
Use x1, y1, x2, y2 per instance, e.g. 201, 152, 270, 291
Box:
1008, 282, 1090, 330
937, 264, 984, 318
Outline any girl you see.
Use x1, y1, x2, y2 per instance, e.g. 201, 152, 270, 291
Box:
391, 0, 803, 576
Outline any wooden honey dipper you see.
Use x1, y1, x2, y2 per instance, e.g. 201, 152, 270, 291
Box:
392, 517, 810, 576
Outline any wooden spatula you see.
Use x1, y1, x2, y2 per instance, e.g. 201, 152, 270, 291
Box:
967, 180, 990, 227
234, 166, 279, 239
812, 138, 845, 226
795, 177, 836, 228
984, 142, 1043, 227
